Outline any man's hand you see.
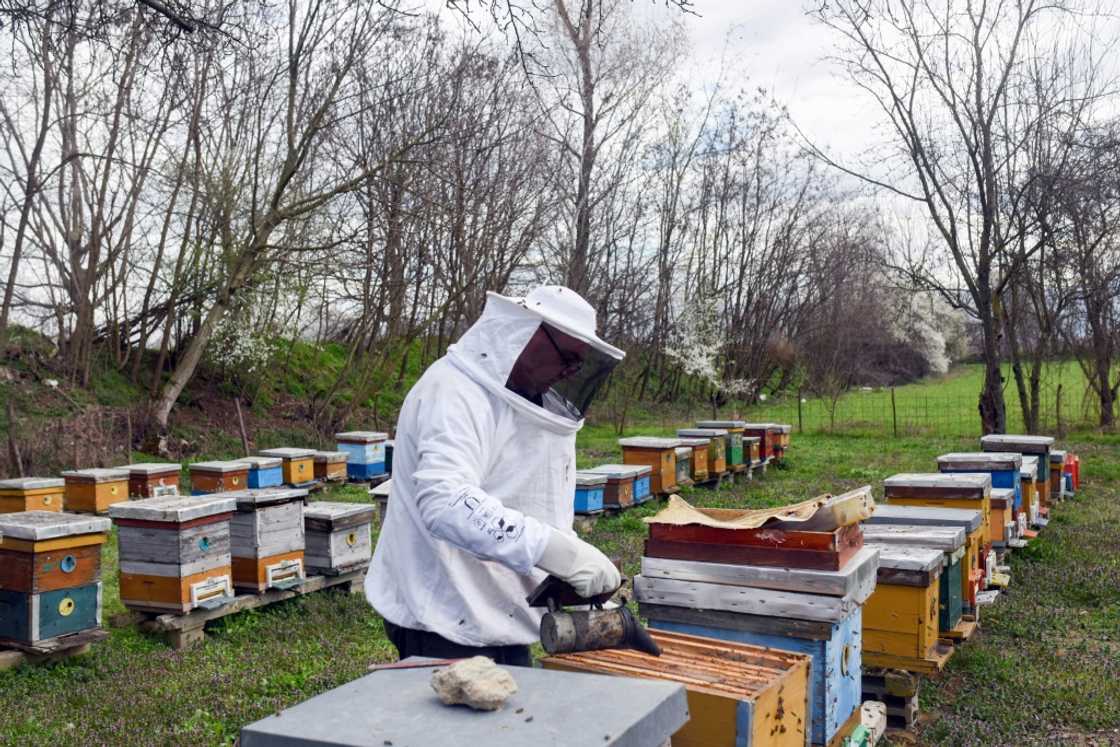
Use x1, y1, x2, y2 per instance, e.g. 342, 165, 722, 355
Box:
536, 529, 621, 598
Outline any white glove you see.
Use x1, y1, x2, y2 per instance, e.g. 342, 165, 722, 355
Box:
536, 529, 622, 598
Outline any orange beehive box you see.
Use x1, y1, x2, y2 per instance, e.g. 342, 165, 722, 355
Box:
124, 463, 182, 498
618, 437, 683, 495
61, 468, 130, 514
189, 461, 249, 494
313, 451, 348, 482
0, 478, 65, 513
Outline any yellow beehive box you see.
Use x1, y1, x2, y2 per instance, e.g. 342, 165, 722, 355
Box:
0, 478, 65, 513
61, 468, 130, 514
863, 544, 951, 674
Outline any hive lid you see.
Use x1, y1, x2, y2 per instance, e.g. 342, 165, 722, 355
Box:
936, 452, 1022, 470
60, 467, 129, 483
585, 464, 651, 479
575, 472, 609, 487
884, 472, 991, 494
1049, 449, 1067, 461
618, 437, 685, 449
695, 420, 746, 429
225, 487, 310, 507
258, 448, 317, 459
989, 487, 1014, 506
190, 460, 249, 473
676, 437, 711, 447
303, 501, 376, 523
313, 451, 349, 463
0, 477, 65, 490
673, 446, 692, 458
740, 422, 780, 429
0, 510, 111, 540
677, 428, 727, 438
868, 543, 945, 573
868, 504, 982, 533
1020, 456, 1038, 478
123, 463, 181, 476
236, 456, 282, 469
980, 434, 1054, 454
370, 478, 392, 498
861, 523, 966, 552
771, 424, 793, 433
109, 494, 236, 522
334, 431, 388, 443
742, 436, 761, 443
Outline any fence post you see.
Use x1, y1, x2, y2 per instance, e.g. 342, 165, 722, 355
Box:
891, 387, 898, 438
1056, 383, 1063, 439
797, 389, 803, 433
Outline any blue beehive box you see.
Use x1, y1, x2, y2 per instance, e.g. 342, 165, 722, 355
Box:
237, 456, 284, 489
937, 452, 1022, 511
574, 472, 607, 514
632, 465, 652, 503
335, 431, 388, 480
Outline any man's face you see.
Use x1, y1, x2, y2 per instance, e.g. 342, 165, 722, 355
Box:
506, 324, 591, 398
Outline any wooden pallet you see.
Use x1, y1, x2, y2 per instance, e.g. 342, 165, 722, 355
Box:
131, 568, 365, 649
861, 668, 920, 731
0, 628, 108, 670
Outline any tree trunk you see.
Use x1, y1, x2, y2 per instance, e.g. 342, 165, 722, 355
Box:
978, 310, 1006, 434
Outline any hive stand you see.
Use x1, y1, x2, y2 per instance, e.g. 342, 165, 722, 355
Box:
861, 668, 920, 731
0, 628, 109, 671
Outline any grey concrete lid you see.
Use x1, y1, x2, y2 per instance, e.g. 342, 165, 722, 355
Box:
0, 477, 65, 490
0, 510, 111, 540
303, 501, 376, 523
937, 452, 1022, 470
258, 448, 316, 459
585, 464, 651, 479
60, 467, 129, 483
225, 487, 310, 507
677, 428, 727, 438
868, 543, 945, 573
695, 420, 746, 429
868, 504, 982, 533
123, 463, 181, 476
109, 494, 236, 522
334, 431, 388, 442
1020, 456, 1039, 478
884, 472, 991, 493
313, 451, 348, 463
676, 437, 711, 447
862, 524, 966, 552
575, 472, 609, 487
980, 434, 1054, 453
618, 437, 684, 449
236, 456, 282, 469
190, 460, 249, 473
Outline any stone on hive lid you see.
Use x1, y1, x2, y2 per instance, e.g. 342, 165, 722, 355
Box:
0, 510, 111, 540
575, 472, 608, 487
861, 524, 966, 552
303, 502, 376, 524
191, 460, 248, 473
236, 456, 282, 469
313, 451, 348, 463
868, 544, 945, 574
258, 448, 316, 459
334, 431, 388, 442
60, 468, 129, 483
0, 477, 65, 490
867, 504, 982, 533
123, 463, 181, 476
108, 493, 236, 523
586, 464, 649, 479
937, 452, 1022, 470
618, 437, 685, 449
225, 487, 309, 507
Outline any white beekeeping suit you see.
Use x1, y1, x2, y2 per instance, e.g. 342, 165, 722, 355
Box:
366, 287, 624, 647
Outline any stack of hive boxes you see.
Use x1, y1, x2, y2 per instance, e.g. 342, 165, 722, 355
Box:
937, 453, 1022, 547
634, 488, 878, 746
980, 434, 1054, 519
335, 431, 388, 480
228, 487, 308, 592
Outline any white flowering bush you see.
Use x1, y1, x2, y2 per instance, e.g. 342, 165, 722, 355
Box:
664, 299, 756, 403
206, 315, 275, 379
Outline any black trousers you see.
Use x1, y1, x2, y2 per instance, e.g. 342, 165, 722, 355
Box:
383, 619, 532, 667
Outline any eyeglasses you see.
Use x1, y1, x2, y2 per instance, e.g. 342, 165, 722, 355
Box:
542, 324, 584, 376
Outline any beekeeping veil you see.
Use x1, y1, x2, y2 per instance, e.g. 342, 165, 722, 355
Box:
446, 286, 625, 425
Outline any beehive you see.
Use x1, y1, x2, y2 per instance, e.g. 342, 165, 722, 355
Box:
257, 448, 316, 486
313, 451, 349, 483
110, 494, 236, 613
228, 488, 308, 592
632, 465, 652, 502
676, 437, 711, 483
861, 524, 967, 635
0, 511, 110, 643
981, 434, 1053, 508
618, 437, 683, 495
1049, 449, 1066, 506
695, 420, 747, 472
124, 463, 182, 498
303, 502, 375, 575
543, 630, 812, 747
189, 461, 249, 494
770, 424, 793, 460
863, 505, 984, 615
743, 436, 761, 466
741, 424, 778, 462
334, 431, 388, 480
883, 473, 992, 560
574, 472, 607, 514
674, 447, 693, 488
61, 468, 129, 514
677, 428, 728, 476
937, 452, 1022, 517
862, 544, 948, 673
236, 456, 284, 490
989, 488, 1015, 547
585, 464, 646, 509
1020, 456, 1039, 529
0, 478, 65, 513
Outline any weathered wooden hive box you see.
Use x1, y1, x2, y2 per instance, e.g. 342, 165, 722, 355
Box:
883, 473, 992, 560
981, 433, 1053, 508
677, 428, 728, 476
303, 502, 375, 575
543, 629, 811, 747
228, 488, 308, 592
673, 446, 694, 488
573, 472, 607, 514
190, 460, 249, 494
236, 456, 284, 489
313, 451, 349, 483
862, 544, 949, 673
988, 488, 1015, 547
618, 437, 683, 495
741, 424, 778, 462
770, 424, 793, 459
864, 504, 984, 615
124, 463, 182, 498
743, 436, 761, 465
937, 452, 1022, 518
1020, 456, 1039, 529
0, 477, 65, 513
676, 437, 711, 483
696, 420, 747, 471
258, 448, 316, 487
1049, 449, 1066, 500
585, 464, 647, 509
334, 431, 388, 480
110, 494, 236, 613
61, 468, 129, 514
0, 511, 110, 643
861, 524, 967, 636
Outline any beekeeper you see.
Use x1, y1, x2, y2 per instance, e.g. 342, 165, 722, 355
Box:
366, 286, 625, 666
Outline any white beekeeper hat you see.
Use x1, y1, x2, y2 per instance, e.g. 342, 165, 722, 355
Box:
486, 286, 625, 361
